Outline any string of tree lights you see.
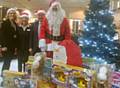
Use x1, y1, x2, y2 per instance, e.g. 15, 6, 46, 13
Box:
79, 0, 120, 68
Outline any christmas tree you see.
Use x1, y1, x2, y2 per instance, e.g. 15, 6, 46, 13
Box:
79, 0, 120, 66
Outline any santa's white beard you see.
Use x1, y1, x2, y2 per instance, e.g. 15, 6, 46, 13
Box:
46, 10, 65, 36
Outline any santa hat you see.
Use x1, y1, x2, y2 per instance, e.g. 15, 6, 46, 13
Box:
20, 12, 29, 19
7, 8, 16, 15
49, 0, 60, 7
35, 9, 46, 15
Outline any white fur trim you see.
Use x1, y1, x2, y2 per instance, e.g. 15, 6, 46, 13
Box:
39, 39, 46, 49
51, 1, 60, 8
20, 14, 29, 18
7, 8, 16, 15
35, 10, 46, 15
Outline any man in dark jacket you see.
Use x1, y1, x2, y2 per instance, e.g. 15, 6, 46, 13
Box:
0, 23, 3, 58
30, 10, 46, 54
18, 12, 32, 72
1, 8, 19, 71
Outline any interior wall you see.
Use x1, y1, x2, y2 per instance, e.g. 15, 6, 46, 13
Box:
68, 9, 85, 20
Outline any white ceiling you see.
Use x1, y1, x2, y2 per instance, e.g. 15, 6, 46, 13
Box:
0, 0, 90, 12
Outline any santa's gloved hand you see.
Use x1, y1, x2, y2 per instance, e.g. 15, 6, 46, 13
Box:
41, 47, 46, 52
39, 39, 46, 52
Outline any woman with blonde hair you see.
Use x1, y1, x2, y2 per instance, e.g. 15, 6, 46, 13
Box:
1, 8, 19, 72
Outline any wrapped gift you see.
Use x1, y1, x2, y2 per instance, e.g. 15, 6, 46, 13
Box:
26, 56, 34, 66
52, 61, 95, 73
43, 58, 52, 79
51, 65, 70, 88
28, 56, 34, 62
52, 62, 96, 88
111, 72, 120, 88
31, 52, 52, 81
3, 70, 25, 88
69, 70, 93, 88
25, 56, 34, 74
31, 52, 45, 80
94, 64, 112, 88
36, 80, 56, 88
13, 77, 36, 88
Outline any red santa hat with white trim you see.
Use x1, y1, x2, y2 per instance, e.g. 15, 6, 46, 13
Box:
49, 0, 60, 7
35, 9, 46, 15
7, 8, 16, 15
20, 12, 29, 19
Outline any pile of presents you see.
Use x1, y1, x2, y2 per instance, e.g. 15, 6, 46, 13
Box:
2, 52, 120, 88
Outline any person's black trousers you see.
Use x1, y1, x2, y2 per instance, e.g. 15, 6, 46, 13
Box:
18, 54, 28, 72
2, 50, 14, 72
2, 56, 12, 71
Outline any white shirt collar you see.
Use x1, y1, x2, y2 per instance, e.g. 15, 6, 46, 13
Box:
21, 25, 29, 31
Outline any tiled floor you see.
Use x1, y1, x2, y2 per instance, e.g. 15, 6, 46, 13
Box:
0, 59, 18, 87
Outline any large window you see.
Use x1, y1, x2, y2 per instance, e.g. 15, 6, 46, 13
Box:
0, 6, 8, 21
69, 19, 82, 33
110, 0, 120, 10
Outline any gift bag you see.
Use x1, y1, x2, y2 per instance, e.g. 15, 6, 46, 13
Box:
3, 70, 25, 88
53, 45, 67, 64
25, 55, 34, 74
59, 40, 82, 66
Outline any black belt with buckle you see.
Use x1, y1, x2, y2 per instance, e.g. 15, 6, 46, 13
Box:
46, 32, 64, 41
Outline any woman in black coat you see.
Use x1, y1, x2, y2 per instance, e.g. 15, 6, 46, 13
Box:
1, 8, 19, 71
18, 13, 32, 72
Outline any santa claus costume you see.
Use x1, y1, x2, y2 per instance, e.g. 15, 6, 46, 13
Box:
39, 0, 82, 66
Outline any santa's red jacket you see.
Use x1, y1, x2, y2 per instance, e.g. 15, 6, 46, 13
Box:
39, 17, 82, 66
